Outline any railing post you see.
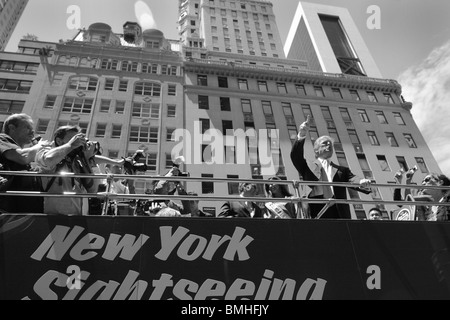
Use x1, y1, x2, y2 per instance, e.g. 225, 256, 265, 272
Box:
293, 180, 309, 219
101, 173, 114, 216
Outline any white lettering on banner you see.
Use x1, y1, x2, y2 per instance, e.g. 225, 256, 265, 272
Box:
155, 226, 254, 261
30, 225, 149, 262
22, 225, 328, 300
24, 269, 327, 300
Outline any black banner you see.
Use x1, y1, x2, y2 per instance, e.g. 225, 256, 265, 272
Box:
1, 214, 450, 300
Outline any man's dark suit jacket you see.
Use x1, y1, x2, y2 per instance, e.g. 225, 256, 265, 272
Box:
219, 200, 265, 218
290, 136, 368, 219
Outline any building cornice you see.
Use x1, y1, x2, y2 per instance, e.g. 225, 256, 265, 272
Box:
184, 58, 402, 94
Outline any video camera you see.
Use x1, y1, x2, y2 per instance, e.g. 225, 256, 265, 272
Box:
123, 150, 147, 175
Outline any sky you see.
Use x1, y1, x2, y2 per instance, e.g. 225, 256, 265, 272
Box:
5, 0, 450, 173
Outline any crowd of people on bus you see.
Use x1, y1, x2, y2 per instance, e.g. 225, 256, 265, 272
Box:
0, 112, 449, 221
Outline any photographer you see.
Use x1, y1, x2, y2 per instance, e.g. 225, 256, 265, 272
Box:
35, 125, 124, 215
148, 157, 194, 217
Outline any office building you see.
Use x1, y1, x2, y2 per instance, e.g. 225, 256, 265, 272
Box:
0, 0, 28, 51
0, 1, 441, 218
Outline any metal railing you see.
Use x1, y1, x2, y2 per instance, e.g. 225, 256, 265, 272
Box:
1, 170, 449, 219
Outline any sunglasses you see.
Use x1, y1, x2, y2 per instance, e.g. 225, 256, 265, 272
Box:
422, 176, 437, 184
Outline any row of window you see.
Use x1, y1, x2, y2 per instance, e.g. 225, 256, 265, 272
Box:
0, 60, 39, 73
66, 76, 178, 96
196, 74, 395, 104
0, 78, 32, 92
57, 56, 179, 76
206, 0, 268, 13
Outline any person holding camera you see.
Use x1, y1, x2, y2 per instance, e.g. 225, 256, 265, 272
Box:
0, 113, 50, 214
35, 125, 124, 215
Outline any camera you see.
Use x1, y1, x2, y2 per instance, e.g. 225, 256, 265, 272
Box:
87, 140, 102, 155
123, 150, 148, 175
171, 156, 189, 177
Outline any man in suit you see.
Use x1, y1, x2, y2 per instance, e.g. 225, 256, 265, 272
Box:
290, 115, 371, 219
219, 182, 266, 218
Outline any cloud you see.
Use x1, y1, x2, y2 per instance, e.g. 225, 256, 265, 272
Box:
397, 40, 450, 174
134, 1, 157, 31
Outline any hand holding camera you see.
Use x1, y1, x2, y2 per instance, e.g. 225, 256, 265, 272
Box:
123, 150, 147, 175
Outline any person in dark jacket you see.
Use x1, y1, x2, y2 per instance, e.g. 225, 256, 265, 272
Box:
219, 182, 266, 218
290, 115, 372, 219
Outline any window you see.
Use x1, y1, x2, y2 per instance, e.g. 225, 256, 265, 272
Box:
167, 105, 176, 117
227, 175, 240, 195
119, 80, 128, 92
375, 111, 388, 124
135, 82, 161, 96
62, 97, 93, 114
35, 119, 49, 135
349, 90, 360, 101
415, 157, 429, 173
68, 76, 97, 91
393, 112, 405, 125
396, 156, 409, 172
357, 154, 372, 179
301, 105, 315, 126
147, 153, 157, 171
277, 83, 287, 94
220, 97, 231, 111
336, 152, 349, 167
198, 95, 209, 109
202, 174, 214, 194
168, 84, 177, 96
217, 76, 228, 88
377, 155, 391, 172
367, 92, 378, 103
319, 15, 365, 76
225, 146, 236, 164
295, 84, 306, 95
111, 125, 122, 139
121, 61, 138, 72
101, 59, 118, 70
142, 63, 158, 74
222, 120, 233, 135
384, 93, 394, 104
200, 118, 210, 134
332, 88, 342, 99
130, 126, 158, 143
104, 78, 115, 91
404, 133, 417, 148
238, 79, 248, 90
314, 86, 324, 97
166, 128, 175, 142
115, 101, 125, 114
262, 101, 274, 124
197, 74, 208, 86
95, 123, 107, 138
339, 108, 352, 122
100, 100, 111, 113
355, 110, 369, 123
132, 103, 160, 119
44, 95, 57, 109
258, 81, 268, 92
367, 131, 380, 146
386, 132, 398, 147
